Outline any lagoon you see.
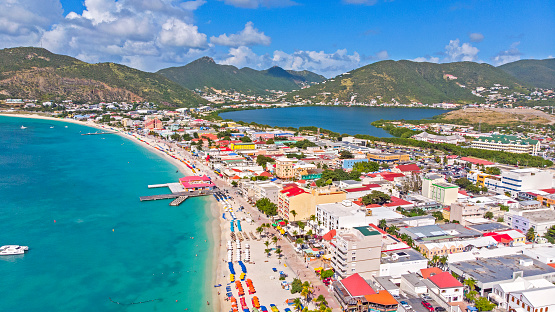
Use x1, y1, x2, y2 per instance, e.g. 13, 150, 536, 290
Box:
220, 106, 447, 137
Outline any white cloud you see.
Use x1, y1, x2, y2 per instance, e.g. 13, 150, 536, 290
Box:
217, 47, 365, 77
181, 0, 207, 10
444, 39, 479, 62
159, 18, 207, 48
343, 0, 378, 5
218, 0, 297, 9
375, 50, 389, 60
0, 0, 62, 48
469, 32, 484, 42
211, 22, 270, 47
412, 56, 440, 63
492, 42, 522, 65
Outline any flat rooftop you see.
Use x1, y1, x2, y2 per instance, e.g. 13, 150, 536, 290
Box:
468, 222, 511, 233
381, 249, 427, 264
450, 254, 555, 284
522, 210, 555, 223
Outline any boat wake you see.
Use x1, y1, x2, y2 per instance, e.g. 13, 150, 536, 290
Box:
108, 297, 161, 305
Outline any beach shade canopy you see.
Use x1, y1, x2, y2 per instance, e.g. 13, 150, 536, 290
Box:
271, 223, 278, 227
279, 221, 286, 226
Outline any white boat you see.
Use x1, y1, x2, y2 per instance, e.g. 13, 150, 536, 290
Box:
20, 126, 27, 129
50, 126, 54, 129
0, 245, 29, 256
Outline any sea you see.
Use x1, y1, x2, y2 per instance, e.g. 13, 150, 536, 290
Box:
219, 106, 448, 137
0, 116, 215, 312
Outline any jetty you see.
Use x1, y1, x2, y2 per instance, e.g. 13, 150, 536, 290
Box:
140, 190, 212, 205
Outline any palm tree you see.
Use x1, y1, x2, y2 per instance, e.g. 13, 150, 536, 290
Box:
386, 225, 399, 236
431, 255, 440, 266
378, 219, 387, 230
438, 255, 448, 269
301, 281, 313, 305
293, 298, 303, 311
276, 248, 282, 258
265, 248, 271, 257
264, 240, 270, 249
272, 236, 278, 246
256, 226, 263, 238
291, 210, 298, 222
464, 278, 476, 292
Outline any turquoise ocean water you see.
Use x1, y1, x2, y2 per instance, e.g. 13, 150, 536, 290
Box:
220, 106, 448, 137
0, 116, 214, 312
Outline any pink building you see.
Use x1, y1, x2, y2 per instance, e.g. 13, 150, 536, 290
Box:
179, 175, 215, 192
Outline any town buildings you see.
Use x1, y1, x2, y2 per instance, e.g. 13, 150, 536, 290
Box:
277, 185, 346, 221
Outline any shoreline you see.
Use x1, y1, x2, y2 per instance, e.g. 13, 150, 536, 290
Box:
1, 113, 222, 311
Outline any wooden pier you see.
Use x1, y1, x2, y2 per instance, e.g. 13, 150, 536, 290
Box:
139, 190, 212, 205
170, 196, 189, 206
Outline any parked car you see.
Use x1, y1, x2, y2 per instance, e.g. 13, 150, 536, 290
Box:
435, 307, 446, 312
420, 294, 432, 301
422, 301, 434, 312
400, 301, 412, 310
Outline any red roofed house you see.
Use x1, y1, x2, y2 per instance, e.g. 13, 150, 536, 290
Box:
179, 175, 215, 192
394, 164, 421, 174
333, 273, 377, 310
383, 196, 415, 210
483, 232, 514, 246
426, 271, 463, 303
458, 157, 494, 167
277, 185, 346, 221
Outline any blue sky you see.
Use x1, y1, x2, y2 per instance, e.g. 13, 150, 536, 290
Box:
1, 0, 554, 77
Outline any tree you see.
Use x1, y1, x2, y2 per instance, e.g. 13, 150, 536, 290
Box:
291, 278, 303, 294
255, 197, 278, 216
240, 136, 252, 143
272, 236, 279, 246
266, 138, 275, 144
484, 211, 494, 220
256, 155, 275, 168
296, 237, 304, 246
386, 225, 399, 235
320, 269, 334, 279
298, 221, 306, 233
526, 227, 536, 242
474, 297, 496, 312
291, 210, 298, 222
546, 225, 555, 243
293, 298, 303, 311
465, 290, 478, 302
432, 211, 445, 221
264, 248, 271, 257
464, 278, 476, 292
231, 181, 238, 187
275, 248, 282, 258
378, 219, 387, 230
352, 161, 379, 173
256, 226, 263, 237
361, 191, 391, 205
339, 150, 353, 159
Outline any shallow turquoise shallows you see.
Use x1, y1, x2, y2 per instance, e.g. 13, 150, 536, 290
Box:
0, 116, 214, 312
219, 106, 448, 137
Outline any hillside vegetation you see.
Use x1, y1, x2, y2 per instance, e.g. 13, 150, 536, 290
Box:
0, 47, 207, 107
499, 59, 555, 89
157, 57, 325, 95
284, 60, 528, 104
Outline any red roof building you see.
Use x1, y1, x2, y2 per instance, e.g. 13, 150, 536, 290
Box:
323, 229, 336, 241
396, 164, 421, 173
420, 268, 443, 279
428, 272, 463, 289
179, 175, 215, 191
339, 273, 376, 297
459, 157, 494, 166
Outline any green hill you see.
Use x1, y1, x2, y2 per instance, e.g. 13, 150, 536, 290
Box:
284, 60, 528, 104
499, 59, 555, 89
157, 57, 326, 95
0, 47, 207, 107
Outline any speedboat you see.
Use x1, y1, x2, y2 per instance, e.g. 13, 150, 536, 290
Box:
0, 245, 29, 255
20, 126, 27, 129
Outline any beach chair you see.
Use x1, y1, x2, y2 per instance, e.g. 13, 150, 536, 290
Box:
260, 306, 268, 312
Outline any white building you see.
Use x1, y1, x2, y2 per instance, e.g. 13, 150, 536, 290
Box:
508, 287, 555, 312
500, 168, 553, 196
412, 132, 465, 145
330, 226, 382, 279
471, 135, 541, 155
490, 277, 554, 309
316, 201, 403, 234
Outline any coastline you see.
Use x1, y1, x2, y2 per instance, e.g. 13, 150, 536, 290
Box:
1, 113, 223, 311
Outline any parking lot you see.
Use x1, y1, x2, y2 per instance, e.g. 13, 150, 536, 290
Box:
398, 295, 442, 312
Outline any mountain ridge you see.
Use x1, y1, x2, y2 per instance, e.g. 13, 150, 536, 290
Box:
499, 58, 555, 89
283, 59, 530, 104
156, 57, 326, 95
0, 47, 208, 107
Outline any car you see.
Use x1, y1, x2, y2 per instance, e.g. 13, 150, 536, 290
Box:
425, 307, 434, 312
392, 294, 400, 300
422, 301, 432, 308
435, 307, 446, 312
400, 301, 412, 310
420, 294, 432, 301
